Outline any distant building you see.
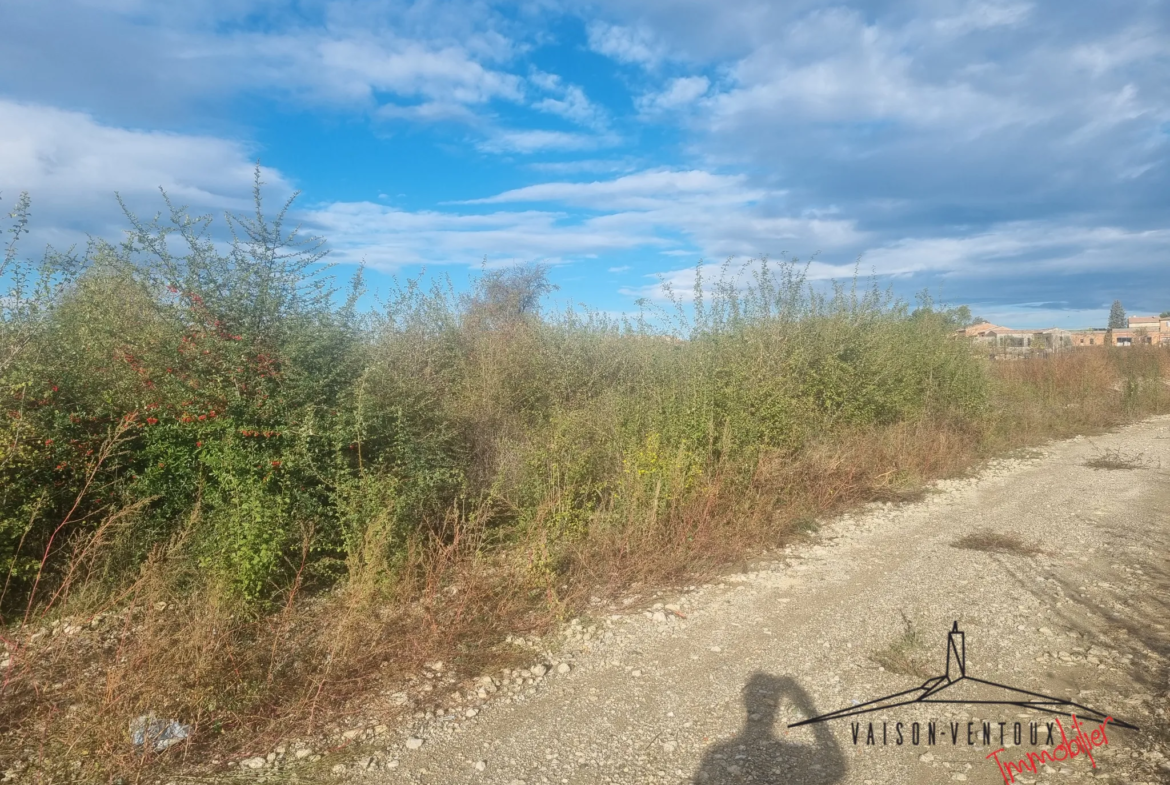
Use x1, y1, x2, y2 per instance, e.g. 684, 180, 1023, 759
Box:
962, 322, 1012, 338
1068, 329, 1108, 347
957, 313, 1169, 352
958, 324, 1070, 353
1109, 315, 1168, 346
1065, 315, 1168, 347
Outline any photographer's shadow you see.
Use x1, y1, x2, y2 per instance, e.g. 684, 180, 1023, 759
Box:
693, 673, 846, 784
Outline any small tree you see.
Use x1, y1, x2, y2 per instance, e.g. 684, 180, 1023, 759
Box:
463, 262, 557, 330
1108, 300, 1127, 329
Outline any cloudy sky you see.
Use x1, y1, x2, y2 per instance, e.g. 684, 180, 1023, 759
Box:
2, 0, 1167, 327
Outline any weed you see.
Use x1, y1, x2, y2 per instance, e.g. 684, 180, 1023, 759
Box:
871, 612, 932, 678
1084, 448, 1148, 471
793, 515, 820, 534
952, 530, 1041, 556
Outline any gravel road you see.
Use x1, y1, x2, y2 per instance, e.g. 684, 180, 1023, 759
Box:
352, 416, 1170, 785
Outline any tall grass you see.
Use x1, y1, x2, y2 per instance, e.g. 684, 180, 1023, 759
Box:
2, 179, 1168, 781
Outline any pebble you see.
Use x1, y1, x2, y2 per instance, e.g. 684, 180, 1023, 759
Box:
240, 757, 266, 770
405, 737, 424, 750
531, 664, 548, 677
474, 760, 486, 771
294, 748, 313, 760
557, 663, 571, 674
331, 763, 347, 774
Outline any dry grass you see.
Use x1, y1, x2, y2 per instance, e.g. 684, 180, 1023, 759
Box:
871, 613, 933, 679
952, 530, 1042, 556
0, 523, 554, 782
1084, 447, 1148, 471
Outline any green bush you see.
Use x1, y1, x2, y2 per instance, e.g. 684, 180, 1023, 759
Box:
0, 174, 990, 613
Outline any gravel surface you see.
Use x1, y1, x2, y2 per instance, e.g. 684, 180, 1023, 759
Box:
346, 417, 1170, 785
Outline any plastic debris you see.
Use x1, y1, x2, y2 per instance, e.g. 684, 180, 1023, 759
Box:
129, 714, 191, 752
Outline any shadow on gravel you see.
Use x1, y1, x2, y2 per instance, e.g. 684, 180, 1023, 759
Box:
692, 673, 846, 784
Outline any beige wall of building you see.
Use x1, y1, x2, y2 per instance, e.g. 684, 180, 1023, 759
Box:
1069, 331, 1106, 347
960, 315, 1168, 350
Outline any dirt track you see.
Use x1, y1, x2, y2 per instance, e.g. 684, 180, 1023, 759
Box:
354, 416, 1170, 785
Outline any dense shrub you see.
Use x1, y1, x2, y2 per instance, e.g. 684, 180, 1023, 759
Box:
0, 177, 996, 613
1, 180, 441, 606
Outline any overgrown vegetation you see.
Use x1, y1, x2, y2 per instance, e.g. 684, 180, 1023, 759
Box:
2, 177, 1169, 781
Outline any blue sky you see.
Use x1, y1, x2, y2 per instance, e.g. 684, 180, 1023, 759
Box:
1, 0, 1167, 328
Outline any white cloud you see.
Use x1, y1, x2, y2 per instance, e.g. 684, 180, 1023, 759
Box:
586, 21, 665, 67
528, 158, 641, 175
0, 0, 533, 126
319, 168, 861, 271
527, 70, 609, 129
860, 223, 1170, 279
244, 33, 525, 110
0, 99, 289, 249
704, 9, 1017, 133
608, 265, 631, 273
636, 76, 710, 114
477, 129, 616, 154
1067, 26, 1168, 78
465, 169, 762, 209
934, 2, 1033, 36
375, 100, 479, 123
605, 203, 1170, 311
533, 85, 607, 128
618, 219, 1170, 305
301, 201, 663, 269
0, 102, 851, 281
